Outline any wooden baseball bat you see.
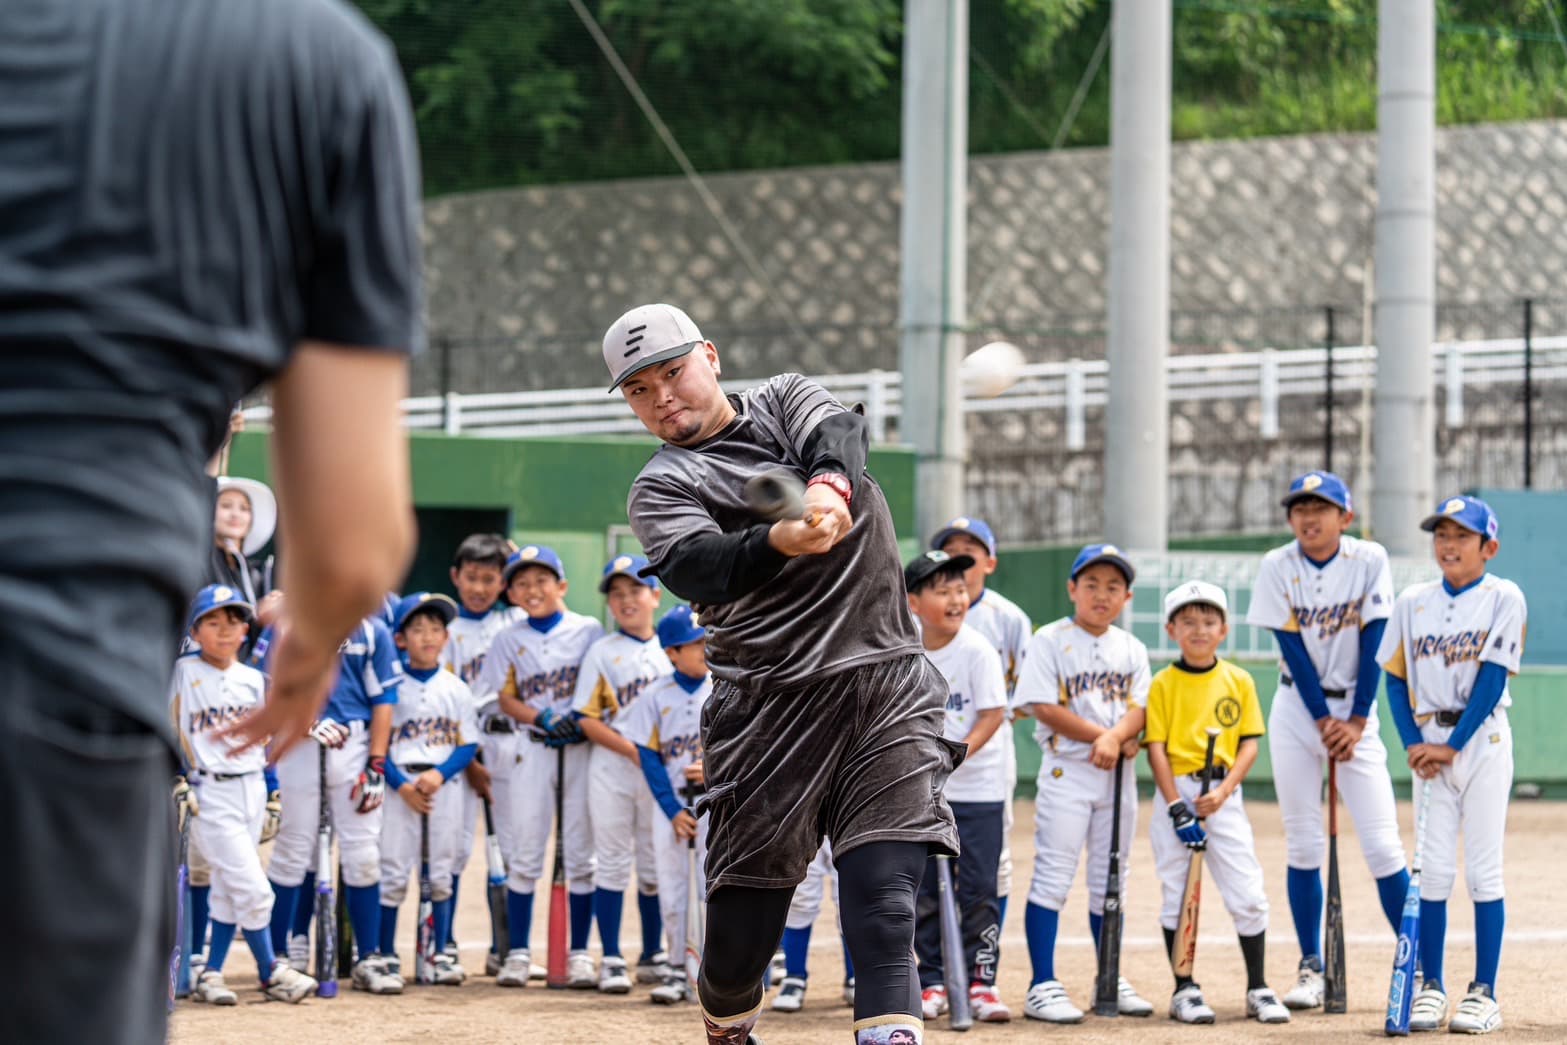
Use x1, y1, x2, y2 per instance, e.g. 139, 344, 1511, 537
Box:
936, 855, 973, 1031
1172, 728, 1221, 979
1093, 755, 1126, 1016
546, 745, 569, 988
1324, 758, 1347, 1013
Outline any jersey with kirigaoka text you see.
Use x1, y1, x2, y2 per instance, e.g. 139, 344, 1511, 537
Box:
389, 667, 480, 769
965, 587, 1032, 700
442, 603, 525, 706
1015, 617, 1151, 762
617, 672, 710, 794
1377, 574, 1526, 716
478, 611, 605, 738
570, 631, 673, 726
168, 655, 268, 776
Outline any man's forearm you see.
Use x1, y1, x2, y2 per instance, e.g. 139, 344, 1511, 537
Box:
653, 525, 789, 604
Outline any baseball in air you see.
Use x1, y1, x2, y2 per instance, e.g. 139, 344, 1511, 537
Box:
961, 340, 1025, 398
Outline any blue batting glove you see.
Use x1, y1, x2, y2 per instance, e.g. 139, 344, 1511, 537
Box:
1168, 799, 1206, 849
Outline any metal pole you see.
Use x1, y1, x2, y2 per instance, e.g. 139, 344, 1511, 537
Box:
1324, 305, 1336, 473
1523, 297, 1534, 489
439, 336, 454, 431
1105, 0, 1171, 553
1372, 0, 1435, 555
899, 0, 969, 540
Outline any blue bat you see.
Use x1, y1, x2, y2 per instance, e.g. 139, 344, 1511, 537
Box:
1385, 780, 1430, 1036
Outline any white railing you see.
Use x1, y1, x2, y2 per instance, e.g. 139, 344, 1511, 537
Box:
240, 335, 1567, 442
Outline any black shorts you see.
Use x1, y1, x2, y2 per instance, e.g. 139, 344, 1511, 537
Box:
698, 652, 964, 894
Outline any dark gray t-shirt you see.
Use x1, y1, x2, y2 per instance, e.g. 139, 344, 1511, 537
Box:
628, 374, 921, 690
0, 0, 423, 736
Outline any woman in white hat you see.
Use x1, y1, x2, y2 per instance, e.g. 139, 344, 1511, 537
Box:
208, 475, 277, 608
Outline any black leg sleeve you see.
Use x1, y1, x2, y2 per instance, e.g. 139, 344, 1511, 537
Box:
698, 884, 794, 1018
837, 840, 930, 1021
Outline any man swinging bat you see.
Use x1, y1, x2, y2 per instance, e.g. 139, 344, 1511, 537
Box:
608, 303, 964, 1045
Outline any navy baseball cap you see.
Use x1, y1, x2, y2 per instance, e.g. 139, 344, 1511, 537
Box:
1282, 471, 1352, 512
1420, 495, 1500, 541
392, 592, 458, 633
1070, 543, 1135, 584
600, 554, 659, 593
657, 605, 707, 648
930, 516, 997, 557
904, 549, 976, 592
504, 545, 566, 583
603, 303, 706, 392
187, 584, 255, 632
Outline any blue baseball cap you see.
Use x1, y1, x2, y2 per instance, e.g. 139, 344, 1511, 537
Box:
392, 592, 458, 633
1070, 543, 1135, 584
504, 544, 566, 583
600, 554, 659, 593
1281, 471, 1352, 512
187, 584, 255, 632
1420, 495, 1499, 541
930, 516, 997, 557
657, 605, 707, 649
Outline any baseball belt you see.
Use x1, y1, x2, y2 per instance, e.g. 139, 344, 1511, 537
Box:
1280, 675, 1348, 700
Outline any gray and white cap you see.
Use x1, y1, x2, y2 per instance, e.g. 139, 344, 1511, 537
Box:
602, 303, 706, 391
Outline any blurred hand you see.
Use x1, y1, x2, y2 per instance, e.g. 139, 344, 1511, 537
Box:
465, 760, 493, 802
672, 809, 698, 841
399, 782, 433, 815
1089, 732, 1121, 770
415, 768, 444, 796
222, 621, 339, 758
682, 760, 705, 785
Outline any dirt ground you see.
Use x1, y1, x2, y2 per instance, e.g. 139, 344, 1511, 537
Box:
171, 797, 1567, 1043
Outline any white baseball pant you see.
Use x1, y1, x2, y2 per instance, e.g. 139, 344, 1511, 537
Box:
267, 725, 384, 889
1151, 775, 1269, 937
192, 773, 273, 931
1027, 754, 1138, 913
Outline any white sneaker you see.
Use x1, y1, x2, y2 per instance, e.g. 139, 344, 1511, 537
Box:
970, 983, 1013, 1022
1283, 956, 1325, 1010
772, 976, 806, 1012
636, 952, 672, 985
188, 950, 207, 985
286, 933, 311, 974
1449, 983, 1501, 1035
920, 985, 948, 1019
192, 969, 237, 1006
496, 949, 531, 988
567, 949, 597, 989
651, 971, 692, 1005
432, 952, 466, 986
769, 949, 786, 983
264, 962, 318, 1003
842, 977, 856, 1007
598, 956, 632, 994
1024, 979, 1084, 1023
1247, 986, 1291, 1023
1118, 976, 1154, 1017
529, 959, 548, 981
352, 955, 404, 995
1411, 982, 1449, 1032
1170, 983, 1217, 1024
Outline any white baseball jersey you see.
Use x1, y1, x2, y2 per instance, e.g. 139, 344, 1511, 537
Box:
389, 667, 481, 769
570, 631, 672, 727
1015, 617, 1151, 762
926, 624, 1009, 802
617, 672, 710, 793
168, 655, 267, 775
442, 603, 525, 695
966, 587, 1032, 698
1378, 575, 1526, 715
1247, 535, 1394, 692
478, 611, 605, 737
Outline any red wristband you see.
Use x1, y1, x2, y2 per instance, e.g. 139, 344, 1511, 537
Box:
807, 472, 852, 506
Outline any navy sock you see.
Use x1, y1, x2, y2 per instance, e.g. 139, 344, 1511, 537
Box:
1474, 899, 1504, 993
1286, 865, 1323, 960
507, 890, 534, 953
638, 891, 663, 960
593, 888, 625, 958
782, 925, 812, 979
291, 872, 316, 936
378, 904, 398, 958
269, 881, 301, 954
1418, 899, 1447, 991
445, 877, 461, 949
207, 920, 237, 974
569, 891, 594, 951
842, 937, 855, 981
189, 885, 211, 955
1024, 902, 1059, 985
244, 927, 278, 981
434, 898, 456, 962
1089, 911, 1104, 954
1377, 869, 1412, 932
345, 883, 382, 960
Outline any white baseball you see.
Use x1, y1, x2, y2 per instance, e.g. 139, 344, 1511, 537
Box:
961, 340, 1024, 398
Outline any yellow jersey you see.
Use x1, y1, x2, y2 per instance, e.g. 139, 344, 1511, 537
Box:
1144, 659, 1265, 777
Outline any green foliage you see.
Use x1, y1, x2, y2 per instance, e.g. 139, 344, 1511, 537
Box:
354, 0, 1567, 196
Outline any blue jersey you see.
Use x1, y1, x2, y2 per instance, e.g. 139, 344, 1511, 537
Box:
323, 617, 402, 724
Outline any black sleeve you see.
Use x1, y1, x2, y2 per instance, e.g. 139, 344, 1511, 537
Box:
801, 407, 869, 500
650, 525, 790, 605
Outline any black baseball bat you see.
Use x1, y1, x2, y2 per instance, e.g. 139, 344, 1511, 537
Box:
1093, 755, 1126, 1017
416, 811, 436, 985
315, 745, 339, 997
936, 855, 973, 1031
1324, 758, 1347, 1013
482, 788, 510, 965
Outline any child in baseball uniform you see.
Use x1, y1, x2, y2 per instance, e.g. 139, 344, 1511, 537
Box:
1379, 496, 1525, 1035
1014, 543, 1155, 1023
771, 842, 857, 1013
378, 593, 480, 986
265, 611, 404, 995
572, 554, 674, 992
440, 533, 523, 974
617, 605, 712, 1006
478, 545, 605, 988
1145, 581, 1289, 1026
931, 515, 1030, 927
904, 550, 1011, 1024
1246, 472, 1411, 1010
172, 585, 316, 1005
